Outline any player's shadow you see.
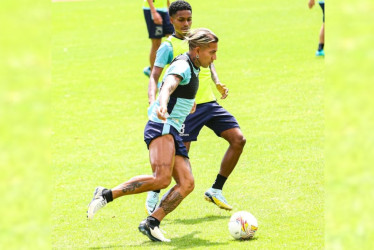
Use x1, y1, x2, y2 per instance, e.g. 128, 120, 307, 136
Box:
171, 214, 231, 225
164, 230, 229, 249
90, 231, 228, 249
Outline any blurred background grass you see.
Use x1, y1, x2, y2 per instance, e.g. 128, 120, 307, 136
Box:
326, 0, 374, 249
1, 0, 373, 248
0, 0, 50, 249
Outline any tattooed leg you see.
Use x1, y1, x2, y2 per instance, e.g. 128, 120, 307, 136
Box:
151, 156, 194, 221
159, 186, 184, 215
111, 135, 176, 200
111, 175, 156, 199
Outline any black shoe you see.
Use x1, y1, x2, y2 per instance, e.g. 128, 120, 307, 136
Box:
138, 219, 170, 242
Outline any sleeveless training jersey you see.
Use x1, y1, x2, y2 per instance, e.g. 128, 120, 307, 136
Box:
142, 0, 168, 12
148, 53, 200, 131
154, 35, 217, 104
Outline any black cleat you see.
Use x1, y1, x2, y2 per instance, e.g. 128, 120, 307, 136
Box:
138, 219, 170, 242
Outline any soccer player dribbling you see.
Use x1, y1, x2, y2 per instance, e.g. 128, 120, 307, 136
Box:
87, 28, 219, 242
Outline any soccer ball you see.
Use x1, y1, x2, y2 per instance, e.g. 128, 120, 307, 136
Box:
228, 211, 258, 240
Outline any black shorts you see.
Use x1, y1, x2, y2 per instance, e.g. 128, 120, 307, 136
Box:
143, 9, 174, 39
179, 101, 240, 142
144, 120, 189, 158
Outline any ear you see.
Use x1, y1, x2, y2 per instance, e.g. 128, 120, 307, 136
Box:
170, 16, 174, 24
196, 46, 200, 55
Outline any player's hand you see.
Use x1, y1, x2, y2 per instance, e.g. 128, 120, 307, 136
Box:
157, 106, 168, 121
216, 82, 229, 99
308, 0, 315, 8
152, 11, 163, 25
190, 102, 196, 114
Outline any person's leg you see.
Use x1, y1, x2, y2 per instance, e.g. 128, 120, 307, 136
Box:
145, 106, 204, 214
319, 23, 325, 46
202, 103, 246, 210
143, 9, 162, 77
316, 1, 325, 56
87, 135, 175, 219
218, 127, 246, 178
316, 23, 325, 56
139, 155, 194, 242
149, 38, 162, 70
151, 156, 194, 221
144, 142, 192, 215
204, 127, 245, 210
111, 134, 174, 198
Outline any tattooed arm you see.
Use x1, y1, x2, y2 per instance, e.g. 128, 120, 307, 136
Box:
157, 74, 182, 121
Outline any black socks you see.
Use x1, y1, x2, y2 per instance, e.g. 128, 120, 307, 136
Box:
147, 216, 160, 229
318, 43, 324, 51
212, 174, 227, 190
102, 189, 113, 203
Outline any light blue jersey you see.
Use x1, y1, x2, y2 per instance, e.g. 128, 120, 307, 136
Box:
154, 41, 174, 68
148, 54, 200, 131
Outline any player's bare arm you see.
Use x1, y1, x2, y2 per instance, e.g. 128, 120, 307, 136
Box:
148, 66, 164, 105
157, 74, 182, 120
147, 0, 163, 25
210, 63, 229, 99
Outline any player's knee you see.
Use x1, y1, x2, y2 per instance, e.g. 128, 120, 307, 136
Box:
182, 176, 195, 194
232, 134, 246, 150
155, 175, 172, 190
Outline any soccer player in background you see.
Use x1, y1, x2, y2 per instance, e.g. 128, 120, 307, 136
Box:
309, 0, 325, 56
143, 0, 174, 76
146, 0, 246, 214
87, 28, 219, 242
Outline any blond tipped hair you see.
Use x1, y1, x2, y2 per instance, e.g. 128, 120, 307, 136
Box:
185, 28, 219, 50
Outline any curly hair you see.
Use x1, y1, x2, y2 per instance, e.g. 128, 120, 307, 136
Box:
169, 0, 192, 17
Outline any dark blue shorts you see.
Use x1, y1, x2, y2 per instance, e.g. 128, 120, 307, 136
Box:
319, 1, 325, 22
143, 9, 174, 39
144, 120, 189, 158
179, 101, 240, 142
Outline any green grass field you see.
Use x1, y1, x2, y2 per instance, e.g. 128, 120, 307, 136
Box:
51, 0, 324, 248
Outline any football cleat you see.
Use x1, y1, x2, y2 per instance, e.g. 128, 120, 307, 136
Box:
204, 188, 233, 210
87, 186, 107, 219
145, 191, 160, 215
315, 49, 325, 56
143, 66, 151, 77
138, 219, 170, 242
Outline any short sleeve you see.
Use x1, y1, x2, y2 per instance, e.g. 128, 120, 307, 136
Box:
154, 42, 174, 68
164, 60, 191, 85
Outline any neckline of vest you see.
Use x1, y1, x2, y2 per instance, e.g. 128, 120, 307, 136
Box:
184, 53, 200, 71
172, 34, 184, 40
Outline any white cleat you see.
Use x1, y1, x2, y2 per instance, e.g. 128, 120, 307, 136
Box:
87, 186, 107, 219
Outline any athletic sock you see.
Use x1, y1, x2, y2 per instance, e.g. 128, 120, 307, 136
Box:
147, 216, 160, 229
102, 189, 113, 203
153, 190, 160, 193
212, 174, 227, 190
318, 43, 324, 51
